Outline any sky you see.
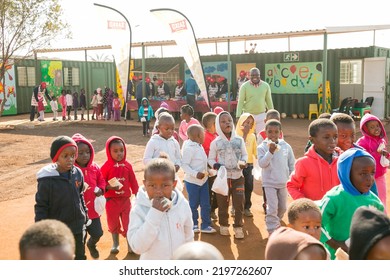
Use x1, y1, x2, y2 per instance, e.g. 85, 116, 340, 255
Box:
46, 0, 390, 60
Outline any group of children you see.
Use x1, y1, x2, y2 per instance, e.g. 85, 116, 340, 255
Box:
90, 87, 122, 121
25, 98, 390, 260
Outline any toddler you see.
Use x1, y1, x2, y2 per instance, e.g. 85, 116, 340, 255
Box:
182, 124, 216, 234
138, 97, 154, 136
101, 136, 139, 255
50, 96, 58, 121
356, 113, 389, 209
79, 88, 87, 120
127, 158, 194, 259
112, 92, 121, 121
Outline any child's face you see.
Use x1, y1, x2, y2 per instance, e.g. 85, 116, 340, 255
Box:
336, 122, 355, 151
365, 120, 381, 137
109, 142, 125, 162
56, 146, 77, 173
219, 113, 233, 136
310, 126, 337, 158
158, 119, 175, 139
366, 235, 390, 260
206, 120, 216, 134
76, 143, 91, 168
241, 117, 254, 134
180, 111, 189, 121
23, 245, 75, 260
142, 100, 148, 106
289, 210, 322, 240
265, 125, 281, 143
350, 156, 376, 194
143, 171, 177, 200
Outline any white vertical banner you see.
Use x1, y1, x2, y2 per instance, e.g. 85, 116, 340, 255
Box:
94, 4, 130, 99
150, 8, 210, 110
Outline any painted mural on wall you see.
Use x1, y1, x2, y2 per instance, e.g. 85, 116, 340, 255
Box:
0, 60, 17, 116
41, 60, 63, 111
265, 62, 323, 94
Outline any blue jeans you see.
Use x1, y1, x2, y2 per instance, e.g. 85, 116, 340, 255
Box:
184, 180, 211, 229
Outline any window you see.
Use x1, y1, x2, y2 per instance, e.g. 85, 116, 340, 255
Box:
63, 67, 80, 86
340, 60, 362, 84
17, 67, 36, 86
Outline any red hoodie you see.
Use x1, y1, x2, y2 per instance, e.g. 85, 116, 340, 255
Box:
101, 136, 139, 199
72, 133, 106, 219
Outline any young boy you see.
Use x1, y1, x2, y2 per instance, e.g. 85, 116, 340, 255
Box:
349, 206, 390, 260
19, 219, 75, 260
50, 95, 58, 121
127, 158, 194, 259
287, 118, 340, 201
138, 97, 154, 136
236, 113, 257, 217
79, 88, 87, 120
72, 133, 106, 259
287, 198, 322, 240
182, 124, 216, 234
319, 148, 384, 259
34, 135, 89, 260
356, 113, 389, 210
201, 112, 218, 220
304, 112, 331, 153
258, 120, 295, 235
101, 136, 139, 255
208, 111, 248, 239
330, 113, 361, 153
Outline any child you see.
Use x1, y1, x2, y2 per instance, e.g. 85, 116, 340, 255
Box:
349, 206, 390, 260
182, 124, 216, 234
127, 158, 194, 259
304, 112, 332, 153
178, 104, 200, 144
59, 89, 67, 121
101, 136, 139, 255
19, 219, 75, 260
72, 133, 106, 259
265, 226, 327, 260
331, 113, 361, 153
37, 92, 45, 121
143, 112, 182, 172
79, 88, 87, 120
73, 91, 79, 120
256, 109, 284, 145
236, 113, 257, 217
112, 92, 121, 121
172, 241, 224, 260
34, 135, 89, 260
258, 120, 295, 235
318, 148, 384, 259
208, 111, 248, 239
287, 198, 322, 240
138, 97, 154, 136
356, 113, 389, 209
91, 90, 98, 120
287, 118, 340, 201
97, 88, 103, 120
65, 89, 73, 120
152, 105, 180, 143
50, 95, 58, 121
201, 112, 218, 220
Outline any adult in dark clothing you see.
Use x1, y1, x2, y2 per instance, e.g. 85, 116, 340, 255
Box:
30, 82, 51, 121
79, 88, 87, 120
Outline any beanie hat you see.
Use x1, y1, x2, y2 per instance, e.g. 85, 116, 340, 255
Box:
265, 227, 326, 260
50, 136, 78, 163
40, 82, 46, 89
349, 206, 390, 260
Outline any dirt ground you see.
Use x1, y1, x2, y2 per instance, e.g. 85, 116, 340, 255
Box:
0, 112, 389, 260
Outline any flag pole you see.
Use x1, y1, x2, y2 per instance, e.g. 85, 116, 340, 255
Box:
93, 3, 132, 122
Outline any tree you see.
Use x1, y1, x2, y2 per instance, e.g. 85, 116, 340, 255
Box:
0, 0, 70, 116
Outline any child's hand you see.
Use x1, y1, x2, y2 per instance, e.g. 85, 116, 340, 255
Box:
269, 142, 277, 154
94, 188, 103, 197
196, 172, 206, 179
238, 160, 247, 169
152, 197, 171, 212
213, 163, 222, 170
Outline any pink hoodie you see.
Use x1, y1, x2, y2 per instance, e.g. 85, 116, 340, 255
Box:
356, 113, 389, 178
72, 133, 106, 219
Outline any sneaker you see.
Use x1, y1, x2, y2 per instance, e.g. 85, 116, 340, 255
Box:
210, 212, 218, 220
244, 209, 253, 217
193, 225, 200, 233
201, 226, 217, 234
230, 208, 235, 217
87, 240, 99, 259
219, 226, 230, 236
233, 227, 244, 239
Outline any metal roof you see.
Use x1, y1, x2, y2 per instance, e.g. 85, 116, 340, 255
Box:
34, 45, 112, 53
132, 62, 178, 74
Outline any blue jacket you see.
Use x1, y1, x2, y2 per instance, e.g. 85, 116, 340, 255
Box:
185, 77, 199, 95
138, 98, 154, 121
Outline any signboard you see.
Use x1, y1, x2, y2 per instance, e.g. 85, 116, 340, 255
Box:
265, 62, 323, 94
284, 52, 299, 62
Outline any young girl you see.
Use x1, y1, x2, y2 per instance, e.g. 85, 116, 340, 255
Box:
59, 89, 67, 121
356, 113, 389, 210
178, 104, 200, 143
91, 90, 98, 120
65, 90, 73, 120
79, 88, 87, 120
138, 97, 154, 136
72, 133, 106, 259
112, 92, 121, 121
